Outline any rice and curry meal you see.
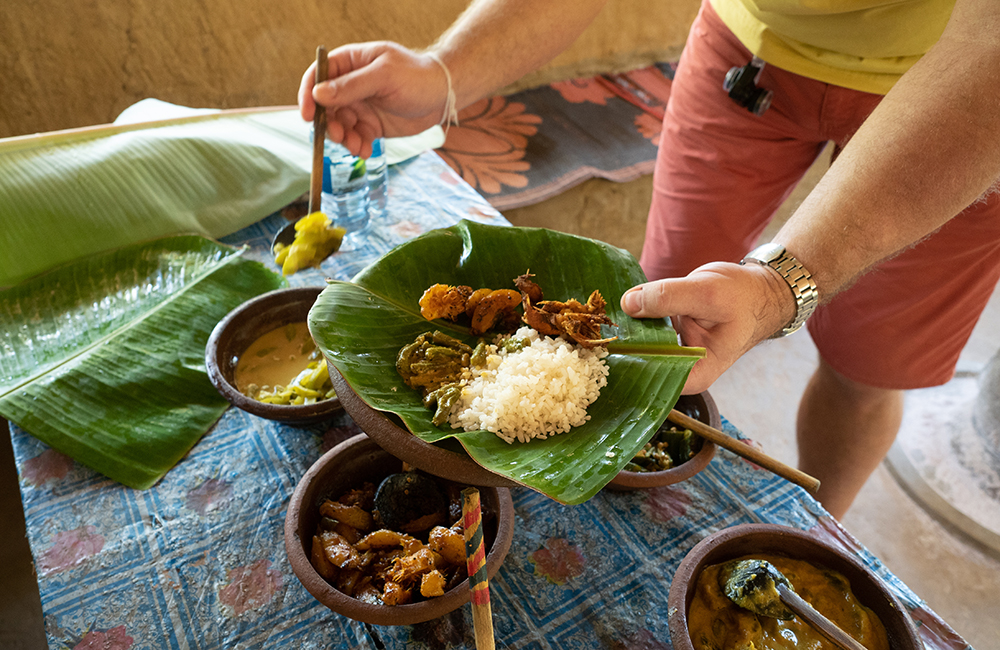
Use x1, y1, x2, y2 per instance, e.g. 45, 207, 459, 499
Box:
397, 272, 616, 444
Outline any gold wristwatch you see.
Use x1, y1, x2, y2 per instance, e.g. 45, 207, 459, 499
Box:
740, 243, 819, 337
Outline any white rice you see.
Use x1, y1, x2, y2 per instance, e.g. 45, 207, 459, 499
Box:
448, 327, 610, 444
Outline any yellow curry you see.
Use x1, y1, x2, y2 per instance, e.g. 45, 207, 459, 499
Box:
688, 554, 889, 650
235, 322, 335, 405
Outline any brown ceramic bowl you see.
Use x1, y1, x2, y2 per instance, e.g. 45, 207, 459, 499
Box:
605, 391, 720, 491
667, 523, 922, 650
330, 366, 519, 488
206, 286, 342, 426
285, 433, 515, 626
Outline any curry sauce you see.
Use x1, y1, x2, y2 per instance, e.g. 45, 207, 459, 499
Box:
688, 554, 890, 650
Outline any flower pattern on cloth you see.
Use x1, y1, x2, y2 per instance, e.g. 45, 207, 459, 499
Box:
39, 525, 104, 575
22, 448, 73, 486
435, 97, 542, 196
186, 477, 233, 515
641, 485, 692, 523
71, 625, 134, 650
217, 558, 283, 616
530, 536, 586, 585
635, 113, 664, 146
551, 78, 617, 105
435, 63, 675, 211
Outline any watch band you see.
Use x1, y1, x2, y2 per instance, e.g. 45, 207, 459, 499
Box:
740, 243, 819, 337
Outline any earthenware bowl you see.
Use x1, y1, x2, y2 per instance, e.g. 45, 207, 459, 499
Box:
284, 433, 515, 625
329, 366, 520, 488
667, 523, 922, 650
206, 286, 342, 426
605, 392, 720, 491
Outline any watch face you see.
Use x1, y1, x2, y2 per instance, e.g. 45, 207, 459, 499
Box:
750, 242, 785, 264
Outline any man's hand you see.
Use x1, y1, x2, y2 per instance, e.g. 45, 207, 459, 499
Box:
621, 262, 796, 394
298, 42, 450, 158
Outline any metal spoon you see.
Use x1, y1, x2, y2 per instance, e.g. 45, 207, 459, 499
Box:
270, 219, 299, 255
719, 559, 868, 650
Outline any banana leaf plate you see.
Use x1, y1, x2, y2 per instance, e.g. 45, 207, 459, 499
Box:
307, 220, 705, 505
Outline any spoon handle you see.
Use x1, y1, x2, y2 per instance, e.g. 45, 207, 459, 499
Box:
309, 46, 328, 215
668, 409, 821, 493
776, 583, 869, 650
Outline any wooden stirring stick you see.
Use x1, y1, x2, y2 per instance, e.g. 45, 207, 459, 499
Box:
462, 488, 496, 650
668, 409, 821, 493
309, 46, 328, 215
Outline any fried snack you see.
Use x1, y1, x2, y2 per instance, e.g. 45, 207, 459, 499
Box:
419, 283, 521, 335
516, 273, 617, 348
419, 283, 474, 321
418, 271, 617, 346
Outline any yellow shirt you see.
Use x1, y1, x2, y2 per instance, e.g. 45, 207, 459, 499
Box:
710, 0, 955, 94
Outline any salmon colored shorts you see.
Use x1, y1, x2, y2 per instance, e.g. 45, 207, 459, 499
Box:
640, 0, 1000, 389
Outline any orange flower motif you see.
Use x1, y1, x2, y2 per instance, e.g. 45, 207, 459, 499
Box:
530, 537, 586, 585
39, 525, 105, 574
551, 78, 617, 105
23, 448, 73, 486
437, 97, 542, 196
641, 485, 692, 523
635, 113, 664, 147
218, 558, 283, 616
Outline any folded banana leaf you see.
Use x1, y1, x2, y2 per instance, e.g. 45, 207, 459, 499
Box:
308, 220, 705, 505
0, 107, 309, 288
0, 236, 286, 489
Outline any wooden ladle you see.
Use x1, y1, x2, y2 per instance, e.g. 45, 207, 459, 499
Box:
667, 409, 821, 493
719, 559, 868, 650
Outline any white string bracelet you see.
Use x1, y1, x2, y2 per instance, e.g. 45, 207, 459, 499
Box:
426, 51, 460, 134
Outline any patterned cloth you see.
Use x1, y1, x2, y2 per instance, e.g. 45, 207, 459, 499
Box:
436, 63, 676, 211
9, 152, 970, 649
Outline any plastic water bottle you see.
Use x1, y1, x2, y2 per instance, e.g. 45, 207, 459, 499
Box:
320, 140, 370, 235
366, 137, 388, 220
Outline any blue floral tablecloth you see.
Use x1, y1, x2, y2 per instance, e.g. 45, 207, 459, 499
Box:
8, 152, 969, 649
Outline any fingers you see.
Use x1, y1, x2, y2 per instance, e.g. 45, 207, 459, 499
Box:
299, 61, 318, 121
620, 262, 791, 394
315, 42, 392, 108
621, 266, 730, 321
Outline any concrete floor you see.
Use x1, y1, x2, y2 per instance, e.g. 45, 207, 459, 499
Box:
3, 153, 998, 647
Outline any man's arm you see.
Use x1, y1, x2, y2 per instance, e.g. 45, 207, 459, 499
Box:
773, 0, 1000, 298
299, 0, 609, 156
430, 0, 610, 110
624, 0, 1000, 393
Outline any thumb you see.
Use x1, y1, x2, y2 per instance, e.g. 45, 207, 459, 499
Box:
314, 67, 384, 108
620, 276, 707, 320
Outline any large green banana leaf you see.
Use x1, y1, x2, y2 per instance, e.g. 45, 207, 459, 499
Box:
0, 107, 309, 288
0, 236, 286, 489
308, 220, 705, 505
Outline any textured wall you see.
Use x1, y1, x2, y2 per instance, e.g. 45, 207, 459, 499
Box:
0, 0, 698, 138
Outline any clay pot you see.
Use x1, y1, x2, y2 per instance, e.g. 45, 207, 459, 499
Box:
667, 523, 922, 650
284, 433, 515, 625
330, 365, 519, 487
205, 286, 342, 426
605, 391, 720, 491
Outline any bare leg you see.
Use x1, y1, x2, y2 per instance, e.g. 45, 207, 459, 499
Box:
796, 358, 903, 519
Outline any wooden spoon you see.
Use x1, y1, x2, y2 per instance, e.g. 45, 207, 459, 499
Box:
668, 408, 821, 493
719, 558, 868, 650
309, 45, 328, 215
